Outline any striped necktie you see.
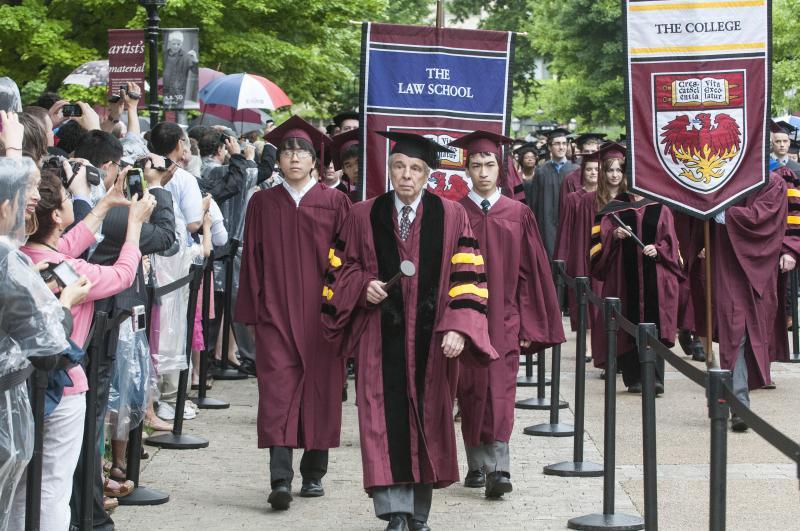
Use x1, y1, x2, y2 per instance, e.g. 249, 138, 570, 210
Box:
399, 205, 412, 241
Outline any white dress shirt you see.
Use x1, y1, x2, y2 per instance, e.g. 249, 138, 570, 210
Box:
283, 177, 317, 207
394, 191, 424, 226
468, 188, 501, 212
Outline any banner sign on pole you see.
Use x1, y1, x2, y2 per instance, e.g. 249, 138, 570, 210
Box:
359, 23, 514, 201
162, 28, 200, 110
624, 0, 771, 218
108, 29, 145, 107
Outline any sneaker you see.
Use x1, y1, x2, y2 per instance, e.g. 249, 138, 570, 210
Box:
183, 403, 197, 420
156, 402, 175, 421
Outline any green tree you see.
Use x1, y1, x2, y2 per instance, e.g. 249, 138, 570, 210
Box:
772, 0, 800, 114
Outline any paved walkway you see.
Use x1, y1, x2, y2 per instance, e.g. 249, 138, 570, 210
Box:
113, 320, 800, 530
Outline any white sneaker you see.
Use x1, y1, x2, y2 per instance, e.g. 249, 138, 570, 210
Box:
185, 399, 199, 413
156, 402, 175, 421
183, 403, 197, 420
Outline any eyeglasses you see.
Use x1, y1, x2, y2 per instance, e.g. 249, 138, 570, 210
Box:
280, 150, 313, 160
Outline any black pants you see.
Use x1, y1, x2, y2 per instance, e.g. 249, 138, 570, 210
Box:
619, 350, 665, 388
269, 447, 328, 487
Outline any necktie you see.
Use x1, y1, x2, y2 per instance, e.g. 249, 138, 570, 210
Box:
399, 205, 412, 241
481, 199, 491, 214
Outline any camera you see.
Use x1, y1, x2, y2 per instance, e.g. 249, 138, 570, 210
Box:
41, 156, 102, 188
40, 261, 80, 288
62, 103, 82, 117
132, 305, 146, 332
127, 168, 146, 200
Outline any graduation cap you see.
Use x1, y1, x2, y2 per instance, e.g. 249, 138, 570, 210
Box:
376, 131, 453, 169
770, 119, 797, 137
265, 115, 333, 171
790, 139, 800, 155
547, 128, 571, 143
581, 151, 602, 164
598, 141, 626, 161
574, 133, 607, 149
448, 130, 514, 161
331, 128, 359, 171
514, 142, 538, 157
333, 110, 359, 129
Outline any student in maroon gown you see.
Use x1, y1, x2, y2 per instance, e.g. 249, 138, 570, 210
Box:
673, 212, 707, 361
331, 128, 359, 197
321, 132, 498, 531
711, 171, 787, 430
448, 131, 564, 498
559, 132, 605, 210
589, 187, 682, 393
235, 115, 351, 510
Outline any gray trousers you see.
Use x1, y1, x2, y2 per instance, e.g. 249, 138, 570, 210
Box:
268, 447, 328, 488
732, 334, 750, 409
372, 484, 433, 522
465, 441, 510, 474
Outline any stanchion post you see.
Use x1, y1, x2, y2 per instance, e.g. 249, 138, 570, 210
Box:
789, 269, 800, 362
525, 261, 573, 436
146, 265, 209, 449
707, 369, 730, 531
212, 239, 247, 380
545, 276, 603, 476
637, 323, 659, 531
196, 253, 230, 409
568, 297, 644, 530
117, 421, 170, 506
517, 351, 541, 387
25, 368, 47, 531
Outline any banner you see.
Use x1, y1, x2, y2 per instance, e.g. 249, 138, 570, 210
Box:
162, 28, 200, 110
108, 29, 145, 106
359, 23, 514, 201
625, 0, 771, 218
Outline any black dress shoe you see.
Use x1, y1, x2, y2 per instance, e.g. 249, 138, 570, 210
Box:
267, 481, 292, 510
678, 329, 693, 356
409, 519, 431, 531
463, 469, 485, 488
690, 339, 707, 362
627, 383, 642, 394
655, 382, 664, 395
484, 471, 513, 498
731, 414, 749, 432
385, 514, 409, 531
299, 479, 324, 497
238, 358, 257, 376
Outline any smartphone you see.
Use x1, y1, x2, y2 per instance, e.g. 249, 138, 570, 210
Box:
127, 168, 145, 199
52, 261, 80, 288
62, 104, 82, 117
132, 305, 146, 332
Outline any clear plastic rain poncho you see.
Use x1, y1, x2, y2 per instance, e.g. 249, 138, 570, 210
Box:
0, 158, 69, 528
213, 167, 258, 292
0, 78, 22, 113
107, 318, 156, 440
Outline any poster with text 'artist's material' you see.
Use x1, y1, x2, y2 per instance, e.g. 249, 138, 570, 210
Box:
625, 0, 770, 218
359, 23, 514, 201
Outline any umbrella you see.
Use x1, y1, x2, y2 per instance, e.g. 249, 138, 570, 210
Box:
198, 73, 291, 110
159, 67, 224, 93
63, 60, 109, 87
191, 106, 271, 135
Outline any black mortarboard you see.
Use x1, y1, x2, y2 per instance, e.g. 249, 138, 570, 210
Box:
376, 131, 453, 169
331, 128, 359, 171
514, 142, 538, 157
547, 128, 571, 142
574, 133, 607, 148
770, 119, 797, 135
790, 139, 800, 155
333, 110, 359, 129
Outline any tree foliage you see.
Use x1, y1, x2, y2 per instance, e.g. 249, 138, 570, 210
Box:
0, 0, 432, 114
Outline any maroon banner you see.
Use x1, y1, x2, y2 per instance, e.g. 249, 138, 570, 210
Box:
359, 23, 514, 201
624, 0, 771, 218
108, 29, 145, 107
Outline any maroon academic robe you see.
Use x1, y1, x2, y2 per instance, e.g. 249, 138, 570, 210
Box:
558, 167, 582, 215
235, 183, 350, 449
589, 195, 682, 368
672, 212, 707, 334
711, 174, 786, 388
503, 157, 526, 202
456, 195, 565, 448
321, 192, 498, 491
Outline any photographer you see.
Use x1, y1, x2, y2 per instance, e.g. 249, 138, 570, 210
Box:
198, 129, 256, 204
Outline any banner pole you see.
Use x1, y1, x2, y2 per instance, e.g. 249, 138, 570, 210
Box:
704, 220, 714, 368
436, 0, 445, 28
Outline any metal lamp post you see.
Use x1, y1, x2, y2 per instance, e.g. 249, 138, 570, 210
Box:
140, 0, 166, 127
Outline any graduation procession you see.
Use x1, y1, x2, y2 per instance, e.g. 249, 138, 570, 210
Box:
2, 1, 800, 530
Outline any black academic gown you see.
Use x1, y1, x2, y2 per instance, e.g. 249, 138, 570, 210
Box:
529, 159, 578, 258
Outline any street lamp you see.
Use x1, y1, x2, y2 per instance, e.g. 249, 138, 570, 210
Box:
140, 0, 166, 127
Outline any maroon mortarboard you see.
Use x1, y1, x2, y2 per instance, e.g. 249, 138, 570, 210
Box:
376, 131, 453, 169
448, 130, 514, 161
770, 119, 797, 135
598, 141, 626, 161
265, 115, 332, 153
331, 128, 359, 171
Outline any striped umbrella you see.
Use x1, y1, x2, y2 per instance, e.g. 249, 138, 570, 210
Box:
198, 73, 291, 111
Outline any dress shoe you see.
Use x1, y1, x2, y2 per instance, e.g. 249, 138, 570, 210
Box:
690, 339, 707, 362
299, 479, 324, 497
678, 329, 693, 356
385, 514, 409, 531
484, 471, 513, 498
655, 382, 664, 395
267, 481, 292, 510
238, 358, 257, 377
731, 414, 748, 432
463, 469, 485, 488
409, 519, 431, 531
627, 383, 642, 393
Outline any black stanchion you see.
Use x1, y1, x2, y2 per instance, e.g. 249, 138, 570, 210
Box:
707, 369, 730, 531
147, 265, 209, 449
211, 239, 247, 381
637, 323, 659, 531
545, 277, 604, 475
24, 368, 45, 531
786, 269, 800, 363
117, 421, 169, 506
568, 298, 644, 531
516, 351, 544, 387
79, 312, 107, 531
195, 253, 230, 409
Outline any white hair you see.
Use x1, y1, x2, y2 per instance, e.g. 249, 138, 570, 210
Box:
168, 31, 184, 43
